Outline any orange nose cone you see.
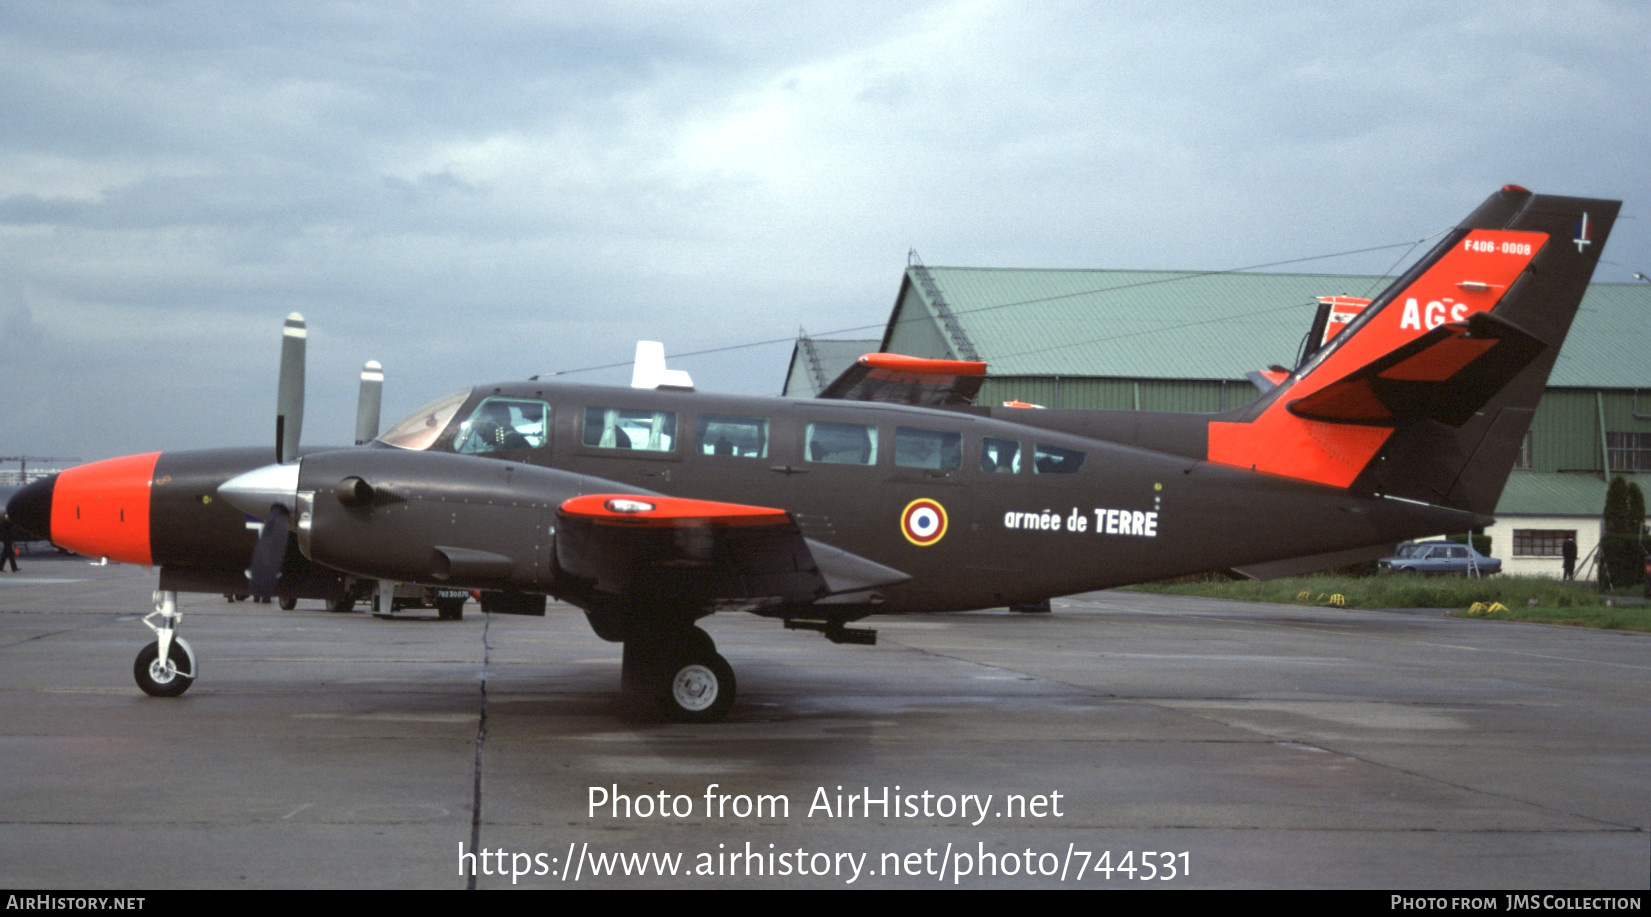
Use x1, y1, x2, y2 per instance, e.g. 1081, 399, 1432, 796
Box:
50, 452, 161, 565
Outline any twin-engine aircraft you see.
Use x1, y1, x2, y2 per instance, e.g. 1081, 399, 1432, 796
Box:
5, 186, 1619, 721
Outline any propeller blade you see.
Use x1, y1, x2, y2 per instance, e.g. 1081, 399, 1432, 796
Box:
276, 312, 306, 464
355, 360, 383, 445
248, 504, 291, 598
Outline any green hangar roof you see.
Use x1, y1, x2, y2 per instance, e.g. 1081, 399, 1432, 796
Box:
881, 266, 1651, 389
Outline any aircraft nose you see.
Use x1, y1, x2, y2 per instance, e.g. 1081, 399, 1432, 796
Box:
34, 452, 161, 565
6, 474, 56, 542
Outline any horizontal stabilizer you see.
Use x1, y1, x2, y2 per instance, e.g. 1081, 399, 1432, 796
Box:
1246, 368, 1288, 393
1286, 311, 1543, 426
818, 353, 986, 407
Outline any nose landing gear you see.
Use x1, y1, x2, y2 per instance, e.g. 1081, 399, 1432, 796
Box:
135, 590, 196, 697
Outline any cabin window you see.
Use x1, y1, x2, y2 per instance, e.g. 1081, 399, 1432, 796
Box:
805, 422, 878, 465
697, 414, 768, 458
981, 437, 1021, 474
583, 408, 677, 452
452, 397, 550, 454
1033, 443, 1085, 474
895, 426, 962, 471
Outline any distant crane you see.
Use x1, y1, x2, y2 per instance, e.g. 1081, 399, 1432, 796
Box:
0, 456, 80, 486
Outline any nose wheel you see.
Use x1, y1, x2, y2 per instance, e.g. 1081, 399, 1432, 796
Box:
135, 590, 197, 697
134, 639, 195, 697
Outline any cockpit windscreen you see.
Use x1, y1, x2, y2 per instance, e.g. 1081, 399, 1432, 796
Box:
375, 389, 470, 451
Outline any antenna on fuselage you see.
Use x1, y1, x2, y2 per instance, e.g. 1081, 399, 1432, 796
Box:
630, 341, 694, 391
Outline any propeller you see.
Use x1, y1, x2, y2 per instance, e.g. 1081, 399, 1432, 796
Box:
276, 312, 306, 464
355, 360, 383, 445
248, 504, 290, 597
247, 315, 386, 598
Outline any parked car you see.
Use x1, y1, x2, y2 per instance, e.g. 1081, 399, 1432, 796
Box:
1379, 541, 1501, 575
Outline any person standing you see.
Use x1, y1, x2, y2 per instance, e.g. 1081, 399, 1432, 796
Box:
0, 516, 18, 573
1561, 536, 1577, 581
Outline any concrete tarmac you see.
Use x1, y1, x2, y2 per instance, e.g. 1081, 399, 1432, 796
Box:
1, 554, 1646, 889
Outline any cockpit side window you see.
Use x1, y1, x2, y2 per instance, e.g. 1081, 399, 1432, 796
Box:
453, 398, 551, 454
376, 389, 471, 452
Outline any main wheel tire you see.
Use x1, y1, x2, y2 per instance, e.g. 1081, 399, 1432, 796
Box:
658, 650, 735, 723
682, 625, 716, 659
437, 597, 465, 621
134, 640, 194, 697
278, 596, 297, 611
621, 626, 716, 690
329, 596, 354, 613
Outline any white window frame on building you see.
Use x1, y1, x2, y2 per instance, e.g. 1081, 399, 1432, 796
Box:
1512, 528, 1577, 557
1605, 432, 1651, 473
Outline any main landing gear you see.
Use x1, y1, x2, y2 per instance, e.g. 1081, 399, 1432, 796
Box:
621, 625, 736, 723
135, 590, 196, 697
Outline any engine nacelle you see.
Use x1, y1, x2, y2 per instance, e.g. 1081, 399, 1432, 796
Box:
292, 449, 602, 593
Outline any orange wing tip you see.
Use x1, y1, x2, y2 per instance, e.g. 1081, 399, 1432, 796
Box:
858, 353, 987, 376
559, 494, 790, 528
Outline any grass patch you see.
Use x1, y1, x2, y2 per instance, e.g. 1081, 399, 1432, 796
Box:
1129, 574, 1651, 632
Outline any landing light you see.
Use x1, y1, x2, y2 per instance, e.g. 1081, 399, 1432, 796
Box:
605, 498, 655, 514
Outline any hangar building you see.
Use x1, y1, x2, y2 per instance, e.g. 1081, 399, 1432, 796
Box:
788, 261, 1651, 579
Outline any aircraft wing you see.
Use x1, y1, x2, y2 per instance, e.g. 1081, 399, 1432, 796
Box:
555, 494, 909, 611
216, 450, 910, 615
817, 353, 987, 407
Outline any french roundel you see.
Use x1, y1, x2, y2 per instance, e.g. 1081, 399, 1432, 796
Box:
901, 498, 948, 547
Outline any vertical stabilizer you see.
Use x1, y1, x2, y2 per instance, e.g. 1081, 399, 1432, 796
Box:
1207, 186, 1619, 514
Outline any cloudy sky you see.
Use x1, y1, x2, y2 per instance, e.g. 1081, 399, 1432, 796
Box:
3, 0, 1648, 463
